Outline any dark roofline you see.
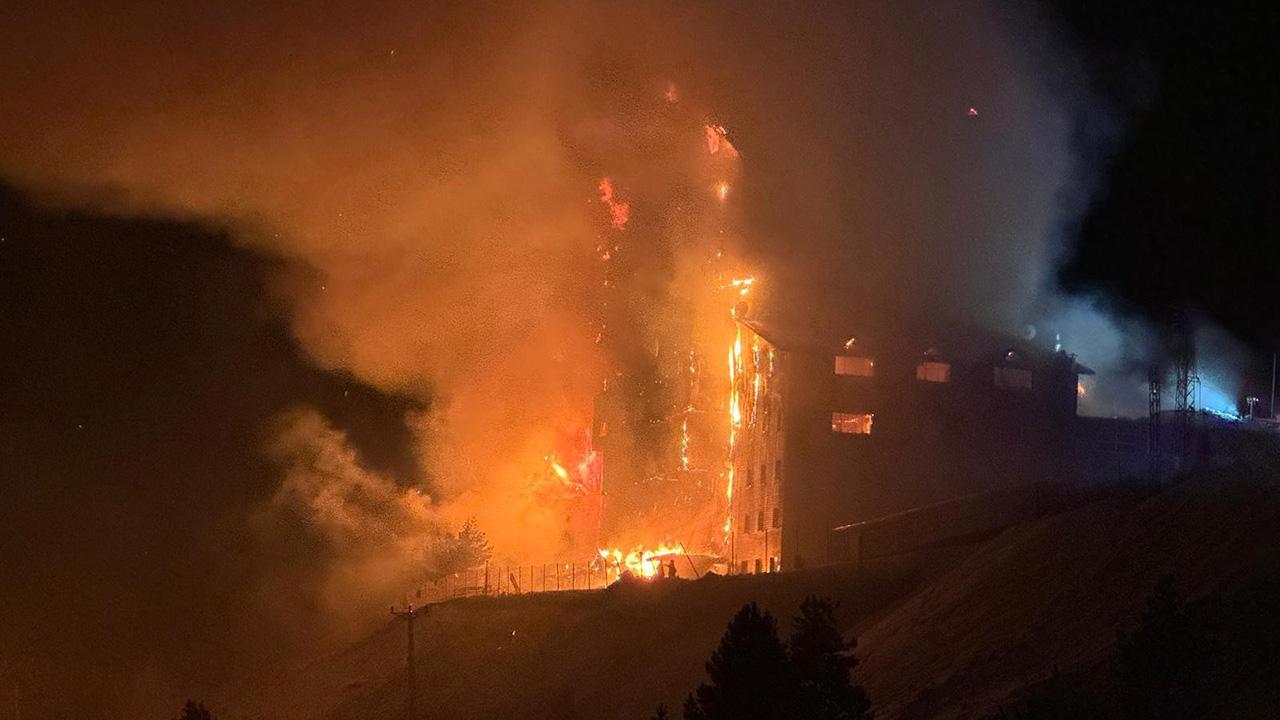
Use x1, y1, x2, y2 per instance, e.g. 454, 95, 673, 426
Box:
739, 318, 1095, 375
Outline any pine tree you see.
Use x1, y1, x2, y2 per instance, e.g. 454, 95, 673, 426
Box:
683, 602, 802, 720
788, 596, 872, 720
175, 700, 213, 720
425, 516, 493, 579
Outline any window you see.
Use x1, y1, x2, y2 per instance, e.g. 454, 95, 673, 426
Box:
743, 513, 751, 533
774, 459, 782, 484
746, 467, 754, 488
916, 361, 951, 383
756, 511, 765, 532
772, 507, 781, 528
754, 558, 763, 574
834, 355, 875, 376
994, 366, 1033, 390
831, 412, 874, 435
739, 560, 749, 574
759, 463, 767, 486
768, 557, 779, 573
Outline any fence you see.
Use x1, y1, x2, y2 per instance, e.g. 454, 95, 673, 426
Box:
417, 559, 628, 603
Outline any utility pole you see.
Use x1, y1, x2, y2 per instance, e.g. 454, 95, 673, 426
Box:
390, 602, 426, 720
1148, 365, 1162, 481
1270, 351, 1276, 420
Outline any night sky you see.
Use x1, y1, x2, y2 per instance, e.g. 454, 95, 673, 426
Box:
1, 1, 1277, 717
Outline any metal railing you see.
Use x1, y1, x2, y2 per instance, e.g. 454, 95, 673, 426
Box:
417, 560, 628, 603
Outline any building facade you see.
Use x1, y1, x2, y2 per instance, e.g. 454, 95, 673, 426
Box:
728, 319, 1089, 574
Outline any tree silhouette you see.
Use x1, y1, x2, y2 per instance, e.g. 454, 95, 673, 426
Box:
175, 700, 213, 720
683, 602, 801, 720
788, 596, 872, 720
425, 516, 492, 579
651, 703, 670, 720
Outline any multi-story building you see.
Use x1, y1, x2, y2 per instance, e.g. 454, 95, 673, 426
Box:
728, 318, 1091, 574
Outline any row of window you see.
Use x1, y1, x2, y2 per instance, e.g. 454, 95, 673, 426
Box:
835, 355, 1035, 389
740, 507, 782, 533
743, 459, 784, 488
738, 557, 781, 574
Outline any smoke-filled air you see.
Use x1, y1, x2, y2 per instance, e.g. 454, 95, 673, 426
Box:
1, 0, 1246, 635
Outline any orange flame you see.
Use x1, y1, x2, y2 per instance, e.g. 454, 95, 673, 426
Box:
597, 543, 686, 579
597, 177, 630, 230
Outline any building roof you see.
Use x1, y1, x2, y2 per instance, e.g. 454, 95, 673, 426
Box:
738, 317, 1095, 375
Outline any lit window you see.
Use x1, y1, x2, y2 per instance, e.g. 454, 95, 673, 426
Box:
993, 367, 1033, 390
831, 412, 874, 435
834, 355, 875, 376
916, 361, 951, 383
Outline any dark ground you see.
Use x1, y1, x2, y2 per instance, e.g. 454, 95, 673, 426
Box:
222, 460, 1280, 720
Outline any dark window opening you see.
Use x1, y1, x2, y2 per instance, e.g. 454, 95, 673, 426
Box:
994, 366, 1033, 389
756, 511, 765, 532
772, 507, 781, 528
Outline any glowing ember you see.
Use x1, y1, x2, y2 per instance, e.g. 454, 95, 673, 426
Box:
597, 177, 630, 229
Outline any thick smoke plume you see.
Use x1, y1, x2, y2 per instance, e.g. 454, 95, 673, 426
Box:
0, 0, 1171, 608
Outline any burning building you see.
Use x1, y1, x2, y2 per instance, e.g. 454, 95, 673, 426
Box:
724, 318, 1091, 574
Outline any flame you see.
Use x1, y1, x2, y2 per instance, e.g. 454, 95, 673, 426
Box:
597, 543, 686, 579
679, 414, 691, 471
704, 124, 727, 154
597, 177, 630, 229
716, 180, 730, 202
725, 276, 755, 297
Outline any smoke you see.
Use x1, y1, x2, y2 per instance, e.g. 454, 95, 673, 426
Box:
0, 0, 1227, 609
262, 407, 440, 618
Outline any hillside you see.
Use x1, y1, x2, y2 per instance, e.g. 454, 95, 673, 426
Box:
221, 465, 1280, 720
